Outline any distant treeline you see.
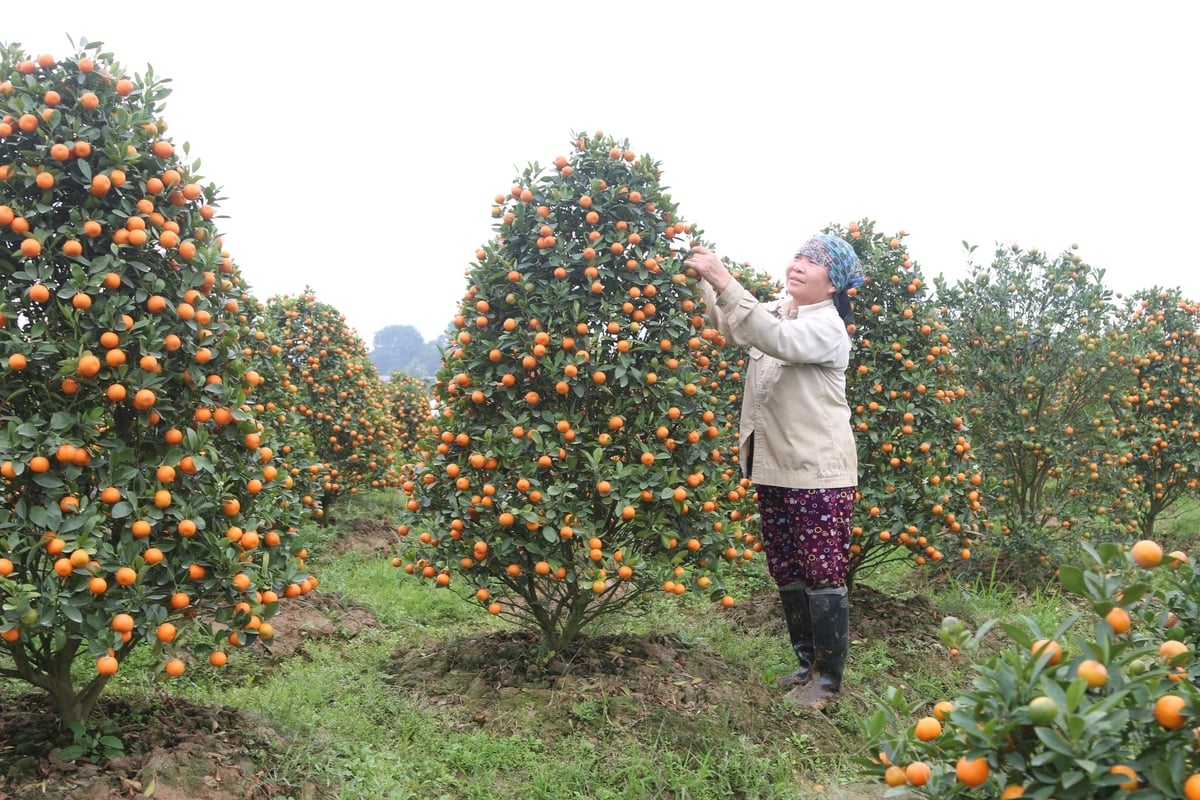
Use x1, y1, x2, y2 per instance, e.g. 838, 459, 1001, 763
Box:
369, 324, 444, 380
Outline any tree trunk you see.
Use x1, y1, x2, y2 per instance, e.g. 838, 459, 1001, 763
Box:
4, 636, 107, 727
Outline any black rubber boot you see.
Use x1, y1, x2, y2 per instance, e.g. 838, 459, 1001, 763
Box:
784, 586, 849, 709
776, 583, 814, 687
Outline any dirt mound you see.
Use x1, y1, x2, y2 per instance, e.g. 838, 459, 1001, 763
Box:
0, 692, 298, 800
320, 517, 397, 558
379, 582, 958, 751
0, 587, 376, 800
386, 627, 779, 735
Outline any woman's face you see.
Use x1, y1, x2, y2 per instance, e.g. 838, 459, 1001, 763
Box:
785, 255, 836, 306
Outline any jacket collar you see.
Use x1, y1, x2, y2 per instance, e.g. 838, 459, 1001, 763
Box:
770, 297, 836, 319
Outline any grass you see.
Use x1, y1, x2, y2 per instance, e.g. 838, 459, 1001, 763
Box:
158, 514, 862, 799
181, 631, 814, 798
7, 491, 1200, 799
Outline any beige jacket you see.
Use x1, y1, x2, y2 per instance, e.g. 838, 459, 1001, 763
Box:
704, 280, 858, 489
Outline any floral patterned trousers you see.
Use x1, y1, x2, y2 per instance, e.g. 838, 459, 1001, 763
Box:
756, 485, 856, 589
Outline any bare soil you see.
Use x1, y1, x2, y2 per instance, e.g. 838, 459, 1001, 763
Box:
0, 518, 971, 800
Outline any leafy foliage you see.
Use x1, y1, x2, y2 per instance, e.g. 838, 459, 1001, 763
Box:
263, 289, 405, 520
0, 40, 314, 725
862, 541, 1200, 797
1094, 288, 1200, 538
836, 220, 982, 582
381, 370, 434, 463
396, 131, 749, 651
934, 243, 1119, 562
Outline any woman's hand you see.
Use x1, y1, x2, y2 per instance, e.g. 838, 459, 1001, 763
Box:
684, 245, 732, 294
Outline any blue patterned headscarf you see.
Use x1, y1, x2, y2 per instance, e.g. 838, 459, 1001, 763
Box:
797, 235, 864, 292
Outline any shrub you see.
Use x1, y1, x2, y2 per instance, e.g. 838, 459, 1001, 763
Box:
835, 220, 983, 582
381, 370, 435, 463
0, 40, 313, 726
934, 242, 1119, 565
396, 131, 747, 651
1094, 287, 1200, 539
861, 540, 1200, 798
264, 288, 405, 520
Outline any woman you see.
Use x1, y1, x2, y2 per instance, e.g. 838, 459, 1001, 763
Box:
684, 234, 862, 709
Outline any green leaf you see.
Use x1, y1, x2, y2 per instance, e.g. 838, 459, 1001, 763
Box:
28, 503, 49, 528
1033, 726, 1077, 757
860, 709, 887, 740
1057, 565, 1085, 595
1065, 678, 1087, 709
50, 411, 79, 432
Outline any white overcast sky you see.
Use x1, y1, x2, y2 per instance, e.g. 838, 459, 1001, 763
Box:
7, 1, 1198, 344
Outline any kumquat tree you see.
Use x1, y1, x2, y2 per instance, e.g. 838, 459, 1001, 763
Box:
233, 303, 324, 523
860, 538, 1200, 798
1095, 287, 1200, 539
0, 41, 315, 727
396, 131, 751, 652
832, 220, 983, 584
265, 289, 405, 521
934, 242, 1119, 562
381, 370, 434, 464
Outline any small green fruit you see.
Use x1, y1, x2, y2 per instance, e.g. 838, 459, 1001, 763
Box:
1027, 695, 1058, 725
